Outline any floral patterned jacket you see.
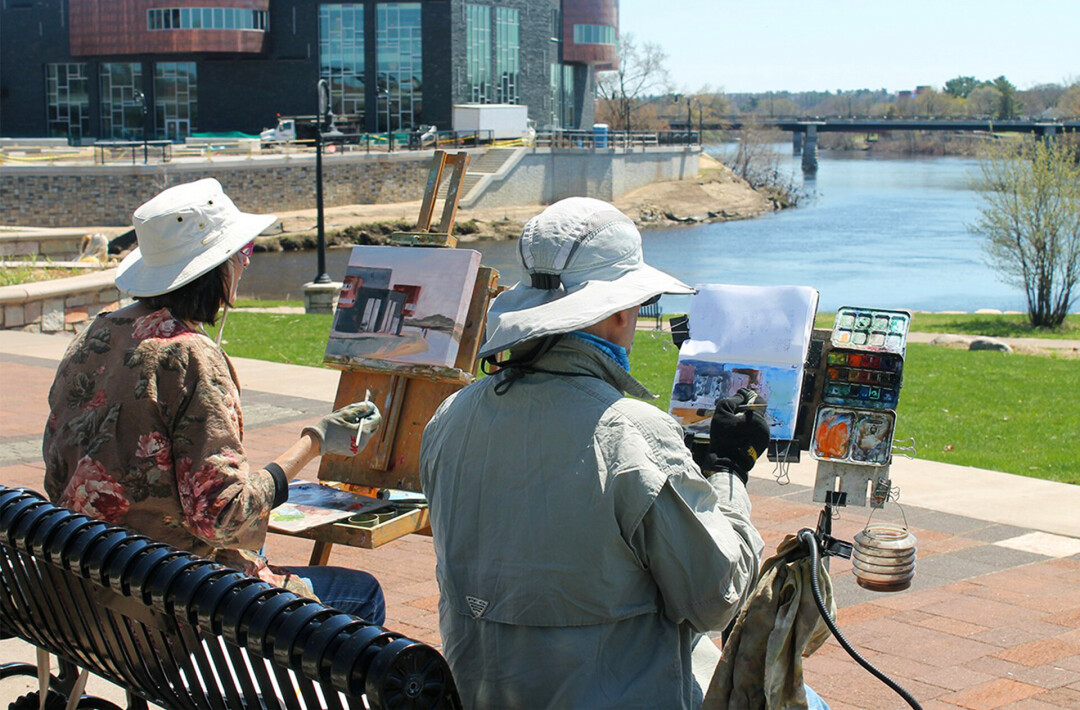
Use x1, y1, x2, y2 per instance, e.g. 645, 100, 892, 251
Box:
43, 303, 311, 596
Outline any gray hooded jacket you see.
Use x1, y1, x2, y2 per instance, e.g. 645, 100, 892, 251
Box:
420, 337, 764, 709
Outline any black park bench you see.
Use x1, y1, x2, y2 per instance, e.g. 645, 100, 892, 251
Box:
638, 300, 663, 330
0, 486, 461, 710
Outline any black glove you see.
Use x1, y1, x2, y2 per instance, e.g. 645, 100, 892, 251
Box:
703, 388, 770, 483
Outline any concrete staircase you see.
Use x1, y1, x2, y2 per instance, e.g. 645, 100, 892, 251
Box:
437, 147, 522, 203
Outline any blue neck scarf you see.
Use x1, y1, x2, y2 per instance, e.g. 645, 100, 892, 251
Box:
568, 331, 631, 372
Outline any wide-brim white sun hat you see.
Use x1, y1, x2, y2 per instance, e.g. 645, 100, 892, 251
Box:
478, 197, 694, 359
115, 178, 276, 297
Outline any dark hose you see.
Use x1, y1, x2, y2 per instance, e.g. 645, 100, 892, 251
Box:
798, 529, 923, 710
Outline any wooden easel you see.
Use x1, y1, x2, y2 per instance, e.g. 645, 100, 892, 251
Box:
277, 151, 500, 563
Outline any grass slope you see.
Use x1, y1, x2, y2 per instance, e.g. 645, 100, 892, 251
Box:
221, 310, 1079, 484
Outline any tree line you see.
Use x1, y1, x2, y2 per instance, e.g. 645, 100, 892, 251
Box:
595, 34, 1080, 132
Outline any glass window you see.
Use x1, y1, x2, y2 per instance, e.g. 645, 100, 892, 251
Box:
319, 4, 365, 120
465, 4, 491, 104
573, 24, 616, 45
550, 63, 575, 129
154, 61, 197, 140
45, 63, 90, 141
146, 7, 267, 31
100, 62, 145, 140
495, 7, 519, 104
377, 3, 422, 131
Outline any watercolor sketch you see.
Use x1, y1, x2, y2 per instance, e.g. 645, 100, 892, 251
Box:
325, 246, 481, 368
268, 482, 390, 533
669, 357, 802, 440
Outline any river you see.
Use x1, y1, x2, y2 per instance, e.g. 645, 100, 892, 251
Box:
241, 147, 1025, 314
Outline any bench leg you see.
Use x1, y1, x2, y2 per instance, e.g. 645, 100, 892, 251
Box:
61, 668, 89, 710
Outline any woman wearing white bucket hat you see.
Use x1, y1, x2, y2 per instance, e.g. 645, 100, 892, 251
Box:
43, 178, 386, 622
421, 197, 768, 708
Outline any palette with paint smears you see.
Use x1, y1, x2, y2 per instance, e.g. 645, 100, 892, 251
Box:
831, 307, 911, 355
811, 405, 896, 466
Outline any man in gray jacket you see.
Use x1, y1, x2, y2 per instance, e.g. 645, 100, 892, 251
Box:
420, 197, 768, 709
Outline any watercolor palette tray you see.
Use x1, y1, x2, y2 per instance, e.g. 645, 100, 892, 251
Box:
831, 307, 911, 355
811, 405, 896, 466
823, 349, 904, 409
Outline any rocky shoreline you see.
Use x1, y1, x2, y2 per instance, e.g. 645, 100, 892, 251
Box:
257, 153, 781, 252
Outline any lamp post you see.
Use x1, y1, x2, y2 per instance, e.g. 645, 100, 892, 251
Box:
313, 79, 331, 285
133, 89, 149, 159
379, 85, 393, 153
303, 79, 341, 314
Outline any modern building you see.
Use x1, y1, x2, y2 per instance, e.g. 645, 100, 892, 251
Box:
0, 0, 619, 141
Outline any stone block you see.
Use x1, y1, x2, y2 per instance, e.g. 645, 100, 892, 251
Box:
24, 300, 42, 324
12, 242, 37, 257
65, 306, 89, 326
303, 281, 342, 315
98, 288, 120, 303
65, 292, 95, 307
39, 240, 78, 257
41, 299, 65, 332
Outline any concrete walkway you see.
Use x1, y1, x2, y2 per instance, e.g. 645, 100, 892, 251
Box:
2, 329, 1079, 709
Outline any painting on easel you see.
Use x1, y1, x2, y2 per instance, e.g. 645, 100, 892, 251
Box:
325, 245, 482, 369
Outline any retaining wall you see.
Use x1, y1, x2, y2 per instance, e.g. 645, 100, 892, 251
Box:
2, 146, 699, 227
0, 269, 129, 333
0, 152, 440, 227
470, 146, 700, 209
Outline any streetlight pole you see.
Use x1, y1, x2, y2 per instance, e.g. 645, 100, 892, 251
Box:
133, 89, 148, 159
313, 79, 331, 285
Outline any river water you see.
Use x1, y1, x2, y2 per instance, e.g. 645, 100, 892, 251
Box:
242, 147, 1025, 314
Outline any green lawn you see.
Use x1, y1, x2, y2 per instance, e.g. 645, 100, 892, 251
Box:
813, 312, 1080, 340
221, 310, 1080, 484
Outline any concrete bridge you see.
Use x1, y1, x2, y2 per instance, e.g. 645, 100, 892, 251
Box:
670, 117, 1080, 172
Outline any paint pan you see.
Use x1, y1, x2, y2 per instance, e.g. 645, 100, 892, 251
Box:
811, 405, 896, 466
831, 307, 911, 355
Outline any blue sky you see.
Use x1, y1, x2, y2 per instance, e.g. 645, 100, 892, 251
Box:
617, 0, 1080, 93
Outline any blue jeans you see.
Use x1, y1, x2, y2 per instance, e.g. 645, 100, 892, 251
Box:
285, 565, 385, 625
806, 683, 831, 709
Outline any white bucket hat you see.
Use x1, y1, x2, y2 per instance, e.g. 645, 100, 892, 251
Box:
478, 197, 694, 359
115, 178, 276, 297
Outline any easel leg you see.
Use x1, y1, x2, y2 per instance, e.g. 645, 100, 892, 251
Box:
309, 540, 333, 566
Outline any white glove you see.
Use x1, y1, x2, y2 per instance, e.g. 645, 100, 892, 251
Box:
302, 401, 382, 456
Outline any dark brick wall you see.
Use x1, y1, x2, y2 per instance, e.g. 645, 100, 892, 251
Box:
0, 0, 70, 137
444, 0, 560, 131
1, 0, 580, 139
0, 155, 433, 227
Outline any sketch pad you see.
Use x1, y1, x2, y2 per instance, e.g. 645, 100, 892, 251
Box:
670, 284, 819, 441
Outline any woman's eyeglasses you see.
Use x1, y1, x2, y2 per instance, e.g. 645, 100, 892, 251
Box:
239, 241, 255, 258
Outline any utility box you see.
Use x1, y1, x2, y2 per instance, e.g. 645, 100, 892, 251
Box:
452, 103, 529, 140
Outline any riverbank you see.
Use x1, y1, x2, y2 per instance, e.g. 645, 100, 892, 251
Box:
260, 152, 775, 250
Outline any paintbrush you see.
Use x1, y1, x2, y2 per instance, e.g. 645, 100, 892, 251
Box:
353, 389, 373, 450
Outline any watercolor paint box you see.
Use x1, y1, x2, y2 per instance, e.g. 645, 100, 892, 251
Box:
811, 405, 896, 466
823, 350, 904, 409
831, 307, 911, 355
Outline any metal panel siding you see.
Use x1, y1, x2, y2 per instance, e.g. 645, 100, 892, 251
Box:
561, 0, 618, 68
68, 0, 270, 56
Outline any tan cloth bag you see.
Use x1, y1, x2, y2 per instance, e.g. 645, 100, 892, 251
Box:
703, 534, 835, 710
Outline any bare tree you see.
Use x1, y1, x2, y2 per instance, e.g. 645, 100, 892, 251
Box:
972, 136, 1080, 328
595, 33, 670, 132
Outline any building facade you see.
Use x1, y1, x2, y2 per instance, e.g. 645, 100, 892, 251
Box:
0, 0, 619, 141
